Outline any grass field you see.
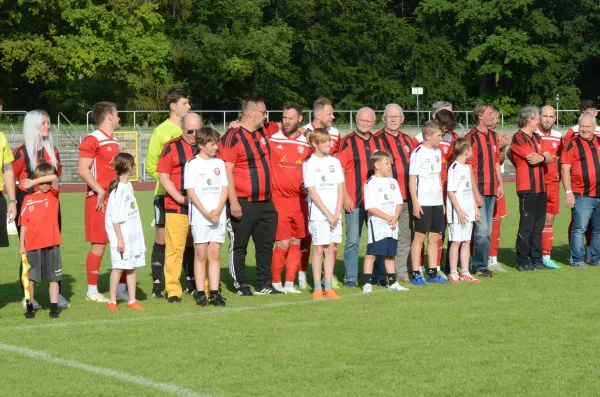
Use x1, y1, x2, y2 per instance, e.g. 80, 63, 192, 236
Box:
1, 182, 599, 397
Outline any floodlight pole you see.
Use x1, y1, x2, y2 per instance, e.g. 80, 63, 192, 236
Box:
412, 87, 424, 128
555, 94, 560, 129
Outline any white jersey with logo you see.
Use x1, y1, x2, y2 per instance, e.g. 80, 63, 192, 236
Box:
446, 161, 475, 223
184, 156, 228, 226
303, 154, 344, 221
409, 145, 443, 206
364, 176, 404, 243
105, 182, 146, 260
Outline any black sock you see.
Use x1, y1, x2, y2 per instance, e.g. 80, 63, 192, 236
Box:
387, 273, 396, 285
58, 280, 62, 294
151, 243, 165, 284
184, 246, 195, 288
412, 270, 420, 279
363, 273, 373, 285
197, 290, 206, 297
427, 268, 437, 278
210, 290, 218, 297
50, 303, 58, 313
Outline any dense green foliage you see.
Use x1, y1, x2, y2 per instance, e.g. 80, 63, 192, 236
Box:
1, 0, 599, 120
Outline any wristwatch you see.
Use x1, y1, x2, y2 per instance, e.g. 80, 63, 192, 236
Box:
9, 200, 17, 204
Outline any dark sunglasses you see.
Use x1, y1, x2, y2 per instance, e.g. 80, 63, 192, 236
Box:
186, 129, 201, 134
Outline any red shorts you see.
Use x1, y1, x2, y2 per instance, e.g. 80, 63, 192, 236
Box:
546, 183, 560, 215
85, 194, 109, 244
273, 195, 308, 241
493, 195, 506, 219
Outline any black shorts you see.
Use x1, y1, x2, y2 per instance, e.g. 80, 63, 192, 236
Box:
27, 246, 63, 282
154, 195, 165, 227
367, 237, 398, 257
0, 195, 8, 247
414, 205, 445, 234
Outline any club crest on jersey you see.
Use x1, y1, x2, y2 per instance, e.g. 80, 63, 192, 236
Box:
298, 146, 305, 153
435, 155, 440, 162
130, 201, 137, 209
537, 144, 541, 150
390, 183, 396, 190
260, 137, 267, 145
552, 142, 557, 148
443, 147, 448, 153
404, 145, 410, 153
329, 165, 335, 173
214, 168, 220, 176
493, 145, 497, 151
45, 201, 49, 208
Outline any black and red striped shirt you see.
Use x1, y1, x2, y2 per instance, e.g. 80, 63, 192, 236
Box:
510, 130, 546, 194
562, 136, 600, 197
374, 129, 415, 201
338, 131, 383, 207
465, 128, 500, 196
157, 137, 198, 214
218, 126, 272, 201
12, 144, 62, 194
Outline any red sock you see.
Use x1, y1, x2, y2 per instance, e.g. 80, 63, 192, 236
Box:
541, 226, 553, 257
119, 272, 127, 284
271, 246, 288, 284
285, 245, 302, 283
300, 237, 311, 272
489, 218, 502, 257
86, 252, 102, 286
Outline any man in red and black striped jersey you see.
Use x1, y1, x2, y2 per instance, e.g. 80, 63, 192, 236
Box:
374, 104, 416, 282
564, 99, 600, 143
561, 113, 600, 268
338, 107, 384, 287
218, 97, 282, 296
510, 106, 549, 271
465, 104, 504, 277
157, 113, 201, 302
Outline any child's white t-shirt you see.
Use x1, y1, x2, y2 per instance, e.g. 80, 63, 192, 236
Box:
303, 154, 345, 221
446, 161, 475, 223
409, 145, 443, 206
105, 182, 146, 259
184, 156, 228, 226
364, 176, 403, 243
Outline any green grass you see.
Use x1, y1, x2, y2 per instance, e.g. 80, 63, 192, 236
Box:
0, 182, 598, 397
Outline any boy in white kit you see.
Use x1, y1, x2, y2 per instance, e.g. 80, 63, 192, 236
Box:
362, 151, 409, 293
184, 127, 228, 307
303, 128, 344, 300
446, 138, 481, 283
409, 120, 449, 286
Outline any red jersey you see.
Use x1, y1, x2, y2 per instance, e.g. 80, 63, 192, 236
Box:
303, 123, 341, 155
510, 130, 546, 194
338, 132, 384, 207
535, 127, 563, 185
269, 130, 312, 198
19, 188, 61, 250
375, 129, 415, 201
218, 126, 272, 201
12, 145, 62, 193
157, 136, 198, 214
465, 128, 500, 196
562, 136, 600, 197
564, 124, 600, 143
79, 130, 120, 196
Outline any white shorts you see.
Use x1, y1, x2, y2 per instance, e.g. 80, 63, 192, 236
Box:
308, 220, 342, 246
448, 222, 473, 242
111, 254, 146, 270
191, 223, 226, 244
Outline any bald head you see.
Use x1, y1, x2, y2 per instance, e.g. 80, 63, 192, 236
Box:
356, 107, 376, 134
539, 106, 556, 133
182, 112, 203, 144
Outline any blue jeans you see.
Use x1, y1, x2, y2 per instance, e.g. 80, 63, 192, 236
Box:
571, 196, 600, 264
343, 207, 368, 283
471, 195, 496, 272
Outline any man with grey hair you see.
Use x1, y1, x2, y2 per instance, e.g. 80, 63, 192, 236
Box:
562, 113, 600, 268
374, 104, 416, 282
338, 107, 383, 287
431, 101, 453, 118
510, 106, 550, 271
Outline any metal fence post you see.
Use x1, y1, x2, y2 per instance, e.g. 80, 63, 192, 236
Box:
350, 110, 353, 131
223, 112, 226, 131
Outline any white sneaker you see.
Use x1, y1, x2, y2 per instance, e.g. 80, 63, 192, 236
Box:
116, 291, 130, 302
488, 262, 508, 273
22, 298, 42, 310
57, 294, 70, 308
283, 284, 301, 294
362, 283, 373, 294
272, 283, 286, 293
86, 292, 110, 303
387, 282, 410, 291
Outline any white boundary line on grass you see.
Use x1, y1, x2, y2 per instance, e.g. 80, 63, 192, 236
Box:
0, 341, 209, 397
0, 290, 389, 332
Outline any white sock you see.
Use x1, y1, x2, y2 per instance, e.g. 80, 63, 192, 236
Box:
492, 256, 497, 264
419, 265, 426, 273
272, 282, 283, 289
284, 281, 294, 288
298, 271, 306, 281
543, 255, 550, 259
87, 285, 98, 295
117, 283, 127, 294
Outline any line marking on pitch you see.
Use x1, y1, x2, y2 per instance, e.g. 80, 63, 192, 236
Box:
0, 341, 209, 397
0, 289, 392, 332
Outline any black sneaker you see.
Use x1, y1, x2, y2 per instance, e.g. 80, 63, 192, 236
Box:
185, 286, 197, 295
344, 281, 358, 288
167, 296, 181, 303
377, 279, 387, 287
532, 262, 550, 270
24, 310, 35, 319
236, 287, 253, 297
254, 286, 284, 295
518, 263, 535, 271
209, 293, 227, 307
151, 287, 164, 299
195, 294, 208, 307
49, 311, 60, 319
475, 269, 493, 277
